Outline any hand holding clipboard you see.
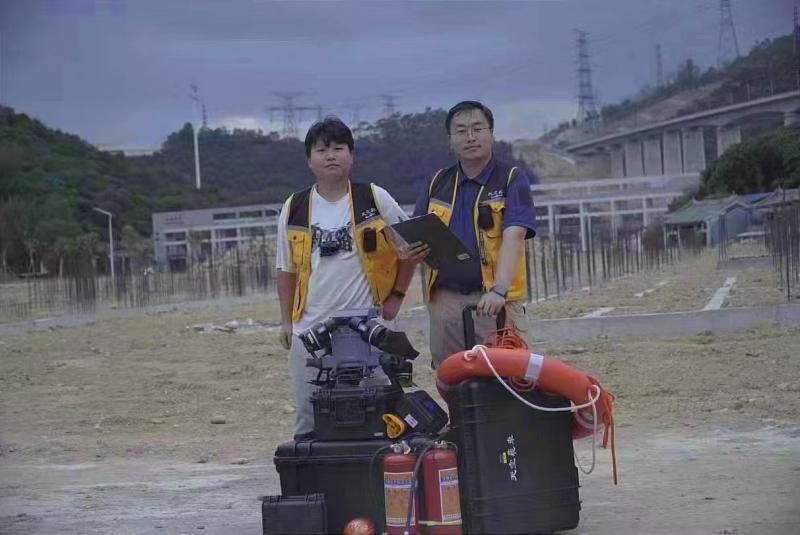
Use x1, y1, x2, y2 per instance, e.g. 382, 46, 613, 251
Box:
390, 213, 473, 270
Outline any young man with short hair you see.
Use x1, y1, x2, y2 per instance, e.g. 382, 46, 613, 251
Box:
275, 117, 414, 439
406, 100, 536, 368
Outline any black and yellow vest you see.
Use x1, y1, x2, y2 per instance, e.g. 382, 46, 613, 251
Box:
286, 181, 399, 323
424, 161, 527, 301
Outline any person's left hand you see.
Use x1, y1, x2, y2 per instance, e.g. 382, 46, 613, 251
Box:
476, 291, 505, 317
382, 294, 403, 320
386, 228, 430, 266
399, 241, 430, 266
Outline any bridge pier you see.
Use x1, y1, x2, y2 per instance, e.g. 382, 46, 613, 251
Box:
643, 135, 663, 175
681, 127, 706, 173
662, 130, 683, 174
610, 201, 619, 235
624, 139, 644, 177
785, 110, 800, 127
610, 144, 625, 178
575, 148, 611, 178
579, 202, 588, 251
716, 124, 741, 157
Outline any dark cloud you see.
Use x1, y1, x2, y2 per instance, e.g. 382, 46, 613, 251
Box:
0, 0, 791, 146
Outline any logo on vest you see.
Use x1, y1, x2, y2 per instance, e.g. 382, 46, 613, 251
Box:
360, 207, 378, 221
486, 189, 504, 201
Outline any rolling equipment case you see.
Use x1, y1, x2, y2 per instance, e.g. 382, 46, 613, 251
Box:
274, 438, 391, 534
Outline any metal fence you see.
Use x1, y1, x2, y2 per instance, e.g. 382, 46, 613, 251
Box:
2, 223, 712, 323
526, 224, 689, 302
765, 204, 800, 301
714, 201, 799, 302
0, 245, 274, 324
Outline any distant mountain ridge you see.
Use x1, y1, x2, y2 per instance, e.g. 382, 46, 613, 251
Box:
0, 106, 529, 274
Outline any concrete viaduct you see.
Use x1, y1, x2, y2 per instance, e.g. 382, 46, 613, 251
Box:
566, 90, 800, 178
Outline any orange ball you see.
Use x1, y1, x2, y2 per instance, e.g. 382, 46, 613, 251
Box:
343, 517, 376, 535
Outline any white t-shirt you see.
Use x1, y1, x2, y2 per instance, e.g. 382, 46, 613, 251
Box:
276, 184, 408, 335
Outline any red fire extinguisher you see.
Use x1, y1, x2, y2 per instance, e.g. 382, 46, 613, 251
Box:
422, 443, 462, 535
383, 442, 420, 535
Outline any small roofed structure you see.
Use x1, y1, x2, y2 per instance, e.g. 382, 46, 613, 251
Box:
751, 188, 800, 212
663, 195, 753, 247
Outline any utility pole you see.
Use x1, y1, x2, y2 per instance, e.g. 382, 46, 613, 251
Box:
190, 84, 202, 189
794, 5, 800, 89
267, 92, 317, 138
348, 104, 364, 138
298, 104, 321, 129
349, 104, 362, 127
575, 29, 598, 134
380, 94, 398, 118
92, 207, 115, 284
717, 0, 741, 67
656, 44, 664, 89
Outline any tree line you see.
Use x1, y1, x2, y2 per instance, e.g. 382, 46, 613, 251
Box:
0, 106, 525, 277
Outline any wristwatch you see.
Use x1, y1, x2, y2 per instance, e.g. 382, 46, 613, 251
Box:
490, 284, 508, 299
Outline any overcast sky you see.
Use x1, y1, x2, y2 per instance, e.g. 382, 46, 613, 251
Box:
0, 0, 793, 149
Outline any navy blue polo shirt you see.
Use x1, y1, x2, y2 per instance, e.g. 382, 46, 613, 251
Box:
413, 156, 537, 293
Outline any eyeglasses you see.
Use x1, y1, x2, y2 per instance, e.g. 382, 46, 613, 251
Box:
450, 126, 492, 140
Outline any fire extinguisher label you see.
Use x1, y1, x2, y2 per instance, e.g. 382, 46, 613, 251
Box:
438, 467, 462, 522
384, 471, 416, 526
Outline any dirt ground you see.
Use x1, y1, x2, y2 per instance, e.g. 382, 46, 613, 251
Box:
1, 249, 799, 534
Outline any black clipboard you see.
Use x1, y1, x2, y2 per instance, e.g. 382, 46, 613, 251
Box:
390, 213, 473, 270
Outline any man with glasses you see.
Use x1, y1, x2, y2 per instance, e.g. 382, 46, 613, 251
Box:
275, 117, 415, 439
404, 101, 536, 368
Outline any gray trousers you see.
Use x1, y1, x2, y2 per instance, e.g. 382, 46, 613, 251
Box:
427, 289, 528, 368
288, 335, 390, 437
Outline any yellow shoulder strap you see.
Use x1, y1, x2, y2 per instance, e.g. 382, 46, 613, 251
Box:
428, 168, 447, 196
506, 166, 518, 187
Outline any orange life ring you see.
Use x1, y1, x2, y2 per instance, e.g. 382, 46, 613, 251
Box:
437, 346, 617, 485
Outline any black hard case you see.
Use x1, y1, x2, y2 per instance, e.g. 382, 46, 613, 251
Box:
444, 378, 581, 534
261, 494, 327, 535
274, 439, 391, 534
311, 384, 403, 441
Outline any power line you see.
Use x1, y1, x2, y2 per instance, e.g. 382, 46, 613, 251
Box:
656, 43, 664, 88
575, 29, 598, 133
346, 104, 365, 137
590, 1, 718, 47
348, 104, 363, 126
189, 84, 202, 189
267, 91, 306, 139
794, 4, 799, 89
380, 94, 398, 118
319, 2, 724, 120
717, 0, 741, 67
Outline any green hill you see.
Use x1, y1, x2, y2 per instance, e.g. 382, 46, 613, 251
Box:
0, 106, 528, 275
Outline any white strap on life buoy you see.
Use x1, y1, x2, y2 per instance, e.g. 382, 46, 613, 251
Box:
524, 353, 545, 382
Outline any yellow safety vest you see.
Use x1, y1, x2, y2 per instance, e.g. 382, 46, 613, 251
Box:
424, 162, 528, 301
286, 181, 399, 323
